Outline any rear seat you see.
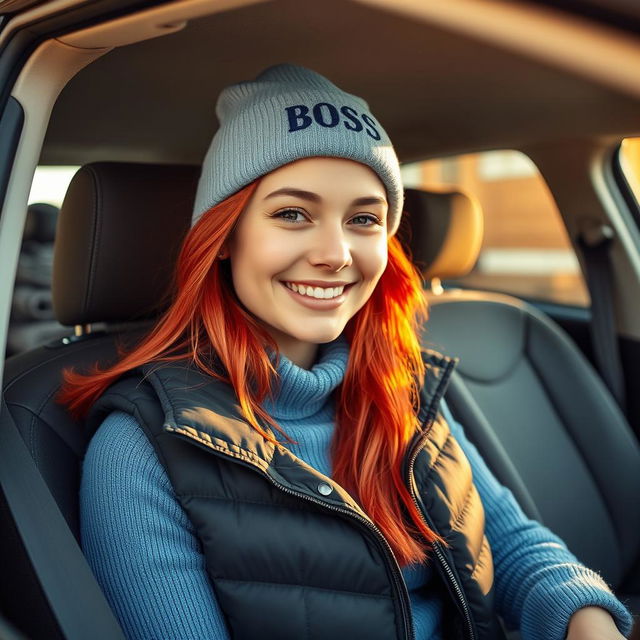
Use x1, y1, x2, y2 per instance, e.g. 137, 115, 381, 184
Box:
403, 186, 640, 610
8, 203, 68, 356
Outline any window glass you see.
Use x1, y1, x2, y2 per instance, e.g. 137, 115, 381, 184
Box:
401, 150, 589, 307
7, 166, 79, 356
28, 166, 78, 206
619, 138, 640, 204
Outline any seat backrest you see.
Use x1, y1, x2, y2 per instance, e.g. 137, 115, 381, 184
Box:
1, 162, 199, 639
403, 186, 640, 591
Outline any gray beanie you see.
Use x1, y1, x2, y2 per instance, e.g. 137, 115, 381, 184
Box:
192, 64, 403, 234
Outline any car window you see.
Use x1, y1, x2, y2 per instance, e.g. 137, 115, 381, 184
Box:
619, 137, 640, 205
6, 166, 78, 357
28, 165, 78, 207
402, 150, 590, 307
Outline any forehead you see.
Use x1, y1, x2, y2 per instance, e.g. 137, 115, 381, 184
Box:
256, 157, 387, 200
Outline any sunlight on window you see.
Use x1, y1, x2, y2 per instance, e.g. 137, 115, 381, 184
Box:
620, 138, 640, 204
28, 166, 79, 207
402, 150, 589, 307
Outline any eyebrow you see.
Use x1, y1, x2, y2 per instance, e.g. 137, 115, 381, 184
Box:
264, 187, 387, 207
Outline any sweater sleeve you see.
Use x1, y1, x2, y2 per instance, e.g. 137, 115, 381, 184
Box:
439, 400, 634, 640
80, 411, 231, 640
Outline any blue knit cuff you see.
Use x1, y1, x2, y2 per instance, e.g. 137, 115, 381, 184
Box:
520, 566, 634, 640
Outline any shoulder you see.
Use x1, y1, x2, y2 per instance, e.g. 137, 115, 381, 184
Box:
82, 410, 173, 500
85, 410, 155, 465
81, 411, 195, 537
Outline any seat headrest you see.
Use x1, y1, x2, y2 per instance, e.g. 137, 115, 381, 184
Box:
403, 187, 483, 280
52, 163, 200, 326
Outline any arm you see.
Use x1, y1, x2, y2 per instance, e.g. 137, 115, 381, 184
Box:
567, 606, 626, 639
80, 411, 231, 640
439, 400, 633, 640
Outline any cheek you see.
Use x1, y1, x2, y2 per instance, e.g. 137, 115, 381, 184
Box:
360, 240, 388, 284
229, 233, 292, 296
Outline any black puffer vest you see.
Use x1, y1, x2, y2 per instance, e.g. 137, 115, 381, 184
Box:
87, 351, 504, 640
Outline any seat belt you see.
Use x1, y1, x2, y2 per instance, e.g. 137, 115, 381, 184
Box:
0, 399, 126, 640
578, 222, 626, 411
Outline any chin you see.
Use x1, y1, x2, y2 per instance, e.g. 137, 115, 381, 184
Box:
294, 328, 345, 345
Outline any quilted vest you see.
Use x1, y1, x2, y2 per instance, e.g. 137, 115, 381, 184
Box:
87, 351, 505, 640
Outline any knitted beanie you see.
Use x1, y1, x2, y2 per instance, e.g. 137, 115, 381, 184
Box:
191, 64, 403, 234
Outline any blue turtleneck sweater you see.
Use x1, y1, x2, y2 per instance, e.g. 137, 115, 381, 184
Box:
80, 339, 632, 640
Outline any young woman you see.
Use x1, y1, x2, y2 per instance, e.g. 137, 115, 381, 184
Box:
62, 64, 633, 640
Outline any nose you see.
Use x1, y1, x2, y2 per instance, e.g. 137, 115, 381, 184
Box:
307, 223, 352, 271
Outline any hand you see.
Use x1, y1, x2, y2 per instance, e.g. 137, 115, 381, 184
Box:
566, 606, 626, 639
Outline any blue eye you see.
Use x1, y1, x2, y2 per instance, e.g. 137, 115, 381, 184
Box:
273, 208, 307, 223
350, 214, 381, 226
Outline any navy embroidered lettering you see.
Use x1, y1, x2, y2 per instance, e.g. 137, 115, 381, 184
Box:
285, 105, 313, 132
285, 103, 381, 140
362, 114, 381, 140
340, 106, 363, 132
313, 103, 340, 128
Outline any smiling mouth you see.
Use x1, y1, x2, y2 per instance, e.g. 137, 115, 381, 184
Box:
282, 281, 351, 300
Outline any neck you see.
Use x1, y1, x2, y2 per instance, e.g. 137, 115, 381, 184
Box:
275, 339, 319, 370
264, 335, 349, 420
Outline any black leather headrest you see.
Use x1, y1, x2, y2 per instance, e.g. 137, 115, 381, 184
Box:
52, 163, 199, 326
403, 187, 483, 280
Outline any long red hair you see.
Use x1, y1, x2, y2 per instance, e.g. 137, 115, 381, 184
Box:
59, 179, 443, 566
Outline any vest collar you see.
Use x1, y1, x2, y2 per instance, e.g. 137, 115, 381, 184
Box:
142, 348, 457, 467
418, 349, 459, 425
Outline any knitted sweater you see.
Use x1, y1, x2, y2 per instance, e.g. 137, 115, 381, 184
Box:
80, 338, 633, 640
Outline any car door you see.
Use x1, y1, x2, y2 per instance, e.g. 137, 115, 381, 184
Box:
0, 4, 173, 639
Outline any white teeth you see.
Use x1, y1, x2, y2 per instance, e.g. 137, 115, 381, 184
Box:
284, 282, 346, 299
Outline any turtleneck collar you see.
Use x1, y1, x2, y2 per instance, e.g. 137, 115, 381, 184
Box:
263, 336, 349, 420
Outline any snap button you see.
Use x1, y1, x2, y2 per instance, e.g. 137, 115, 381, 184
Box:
317, 482, 333, 496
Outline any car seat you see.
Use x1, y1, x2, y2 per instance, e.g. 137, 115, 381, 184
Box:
0, 163, 199, 639
402, 186, 640, 613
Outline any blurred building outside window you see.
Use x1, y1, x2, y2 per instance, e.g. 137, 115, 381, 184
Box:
401, 150, 590, 307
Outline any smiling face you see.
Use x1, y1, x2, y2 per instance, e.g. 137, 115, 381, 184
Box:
225, 157, 389, 368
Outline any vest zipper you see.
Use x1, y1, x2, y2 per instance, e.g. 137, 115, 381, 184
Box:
406, 426, 477, 640
264, 474, 415, 640
167, 429, 414, 640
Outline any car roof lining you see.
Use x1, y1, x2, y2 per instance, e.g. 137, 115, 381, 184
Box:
34, 0, 640, 167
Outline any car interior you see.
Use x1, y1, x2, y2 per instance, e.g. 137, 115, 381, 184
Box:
1, 1, 640, 639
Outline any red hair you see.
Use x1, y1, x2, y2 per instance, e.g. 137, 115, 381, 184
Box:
59, 179, 443, 566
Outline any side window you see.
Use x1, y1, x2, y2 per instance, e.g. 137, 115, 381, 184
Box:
619, 138, 640, 205
401, 150, 589, 307
28, 166, 78, 207
8, 166, 78, 356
